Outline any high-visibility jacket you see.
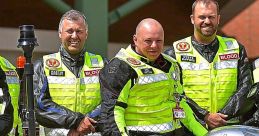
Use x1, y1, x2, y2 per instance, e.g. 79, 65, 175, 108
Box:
173, 36, 239, 113
113, 46, 207, 136
41, 52, 103, 135
43, 52, 103, 113
0, 56, 21, 135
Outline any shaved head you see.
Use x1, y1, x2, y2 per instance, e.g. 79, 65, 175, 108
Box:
133, 18, 164, 61
135, 18, 164, 37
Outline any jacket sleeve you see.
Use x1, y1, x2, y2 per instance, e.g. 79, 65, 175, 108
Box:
99, 58, 135, 136
164, 47, 210, 120
33, 59, 84, 129
179, 98, 208, 136
0, 67, 14, 135
219, 44, 253, 119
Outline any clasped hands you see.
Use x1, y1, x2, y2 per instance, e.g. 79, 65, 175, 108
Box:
67, 117, 96, 136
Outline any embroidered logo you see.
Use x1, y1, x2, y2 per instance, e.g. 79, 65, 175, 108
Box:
126, 58, 141, 65
176, 42, 190, 51
46, 58, 60, 68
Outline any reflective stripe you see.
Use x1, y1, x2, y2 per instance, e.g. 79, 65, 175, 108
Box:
47, 76, 99, 84
47, 77, 76, 84
180, 62, 209, 70
81, 76, 99, 84
137, 73, 168, 85
180, 61, 237, 70
214, 60, 238, 70
0, 88, 5, 115
6, 76, 19, 84
127, 122, 174, 132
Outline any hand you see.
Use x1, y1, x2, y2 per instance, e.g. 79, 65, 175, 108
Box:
204, 113, 228, 129
77, 117, 97, 134
67, 129, 83, 136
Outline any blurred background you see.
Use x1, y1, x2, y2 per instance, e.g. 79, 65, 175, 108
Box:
0, 0, 258, 65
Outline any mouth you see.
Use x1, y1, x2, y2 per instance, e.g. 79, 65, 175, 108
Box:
69, 40, 79, 46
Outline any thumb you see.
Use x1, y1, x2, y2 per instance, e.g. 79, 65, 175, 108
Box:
88, 117, 97, 124
217, 113, 228, 119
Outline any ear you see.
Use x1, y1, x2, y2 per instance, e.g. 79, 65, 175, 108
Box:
217, 15, 221, 25
133, 34, 137, 45
58, 31, 62, 39
190, 14, 194, 25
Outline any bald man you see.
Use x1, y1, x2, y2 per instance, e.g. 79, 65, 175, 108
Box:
99, 18, 207, 136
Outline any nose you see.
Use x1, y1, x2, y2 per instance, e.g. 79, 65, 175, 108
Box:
150, 41, 158, 48
204, 18, 211, 24
71, 31, 78, 38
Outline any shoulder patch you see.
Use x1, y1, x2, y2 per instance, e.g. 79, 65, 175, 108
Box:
45, 58, 60, 68
176, 42, 190, 51
126, 57, 141, 66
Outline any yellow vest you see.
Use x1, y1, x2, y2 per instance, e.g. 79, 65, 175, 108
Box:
0, 56, 21, 135
113, 46, 208, 136
43, 52, 103, 113
173, 36, 239, 113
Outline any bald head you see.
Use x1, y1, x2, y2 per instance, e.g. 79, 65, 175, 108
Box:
133, 18, 164, 61
135, 18, 164, 37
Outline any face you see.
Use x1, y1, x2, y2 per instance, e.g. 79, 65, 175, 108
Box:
191, 2, 220, 38
59, 18, 88, 55
133, 23, 164, 61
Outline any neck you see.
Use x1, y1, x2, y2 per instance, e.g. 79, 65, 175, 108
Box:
194, 32, 216, 45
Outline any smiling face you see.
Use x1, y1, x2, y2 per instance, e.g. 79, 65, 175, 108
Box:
59, 18, 88, 55
133, 19, 164, 61
191, 1, 220, 40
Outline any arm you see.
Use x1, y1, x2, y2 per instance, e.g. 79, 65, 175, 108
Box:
33, 59, 84, 129
179, 98, 208, 136
0, 67, 13, 135
99, 58, 135, 136
220, 44, 253, 119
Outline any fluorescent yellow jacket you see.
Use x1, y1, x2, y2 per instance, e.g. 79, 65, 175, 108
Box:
0, 56, 21, 135
173, 36, 239, 113
43, 52, 103, 113
114, 46, 207, 136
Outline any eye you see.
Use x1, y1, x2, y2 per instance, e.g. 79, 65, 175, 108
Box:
144, 40, 152, 45
66, 29, 74, 34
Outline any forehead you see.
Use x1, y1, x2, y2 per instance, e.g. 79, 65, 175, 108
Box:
194, 2, 218, 15
62, 18, 86, 29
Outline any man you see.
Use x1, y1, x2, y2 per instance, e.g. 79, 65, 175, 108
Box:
99, 18, 207, 136
34, 10, 106, 136
0, 56, 14, 135
0, 56, 20, 135
164, 0, 253, 130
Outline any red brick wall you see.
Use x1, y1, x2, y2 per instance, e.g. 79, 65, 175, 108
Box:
222, 1, 259, 59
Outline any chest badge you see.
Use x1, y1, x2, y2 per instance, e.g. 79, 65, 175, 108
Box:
176, 42, 190, 51
219, 53, 239, 60
126, 57, 141, 66
84, 69, 100, 76
46, 58, 60, 68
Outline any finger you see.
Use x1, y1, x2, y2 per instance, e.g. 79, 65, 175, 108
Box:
88, 117, 97, 124
217, 113, 228, 119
